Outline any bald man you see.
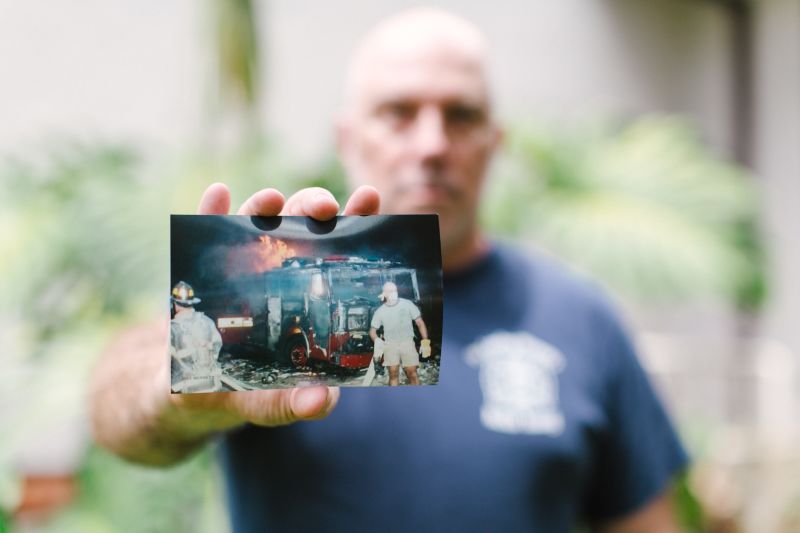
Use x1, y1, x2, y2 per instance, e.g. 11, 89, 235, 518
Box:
90, 8, 687, 532
370, 281, 430, 386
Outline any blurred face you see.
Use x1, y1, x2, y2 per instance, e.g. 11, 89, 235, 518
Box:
382, 282, 399, 305
339, 43, 501, 252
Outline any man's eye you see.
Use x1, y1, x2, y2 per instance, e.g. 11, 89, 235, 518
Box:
445, 106, 483, 126
380, 103, 416, 123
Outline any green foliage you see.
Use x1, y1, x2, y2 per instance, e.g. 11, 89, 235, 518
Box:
674, 470, 706, 532
483, 115, 767, 308
0, 139, 329, 531
0, 145, 166, 347
213, 0, 260, 109
0, 137, 347, 355
37, 447, 228, 533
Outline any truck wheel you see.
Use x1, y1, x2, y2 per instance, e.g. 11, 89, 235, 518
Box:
282, 335, 309, 368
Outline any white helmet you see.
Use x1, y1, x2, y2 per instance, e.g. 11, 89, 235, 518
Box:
171, 281, 201, 306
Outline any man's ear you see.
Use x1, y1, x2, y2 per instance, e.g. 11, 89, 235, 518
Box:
492, 123, 505, 151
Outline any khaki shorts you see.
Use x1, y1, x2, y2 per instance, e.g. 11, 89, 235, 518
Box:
382, 339, 419, 367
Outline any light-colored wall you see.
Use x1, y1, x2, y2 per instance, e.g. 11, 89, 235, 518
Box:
262, 0, 735, 160
0, 1, 794, 358
755, 0, 800, 359
0, 0, 735, 157
0, 0, 204, 152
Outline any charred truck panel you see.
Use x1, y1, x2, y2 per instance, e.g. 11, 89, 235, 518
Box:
211, 257, 421, 370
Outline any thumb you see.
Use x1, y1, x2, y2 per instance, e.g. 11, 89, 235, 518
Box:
291, 386, 340, 420
230, 386, 340, 426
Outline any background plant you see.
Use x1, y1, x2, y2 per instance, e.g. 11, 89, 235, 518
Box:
483, 115, 766, 309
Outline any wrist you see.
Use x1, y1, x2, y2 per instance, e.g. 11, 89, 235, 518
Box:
127, 367, 244, 465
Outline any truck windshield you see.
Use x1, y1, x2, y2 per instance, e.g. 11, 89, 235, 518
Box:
329, 269, 383, 301
329, 267, 419, 302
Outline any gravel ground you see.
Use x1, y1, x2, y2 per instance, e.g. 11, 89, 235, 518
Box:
220, 354, 440, 389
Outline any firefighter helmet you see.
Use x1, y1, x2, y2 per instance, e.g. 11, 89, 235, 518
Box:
171, 281, 201, 306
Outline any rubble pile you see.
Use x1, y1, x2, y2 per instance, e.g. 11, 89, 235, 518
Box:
220, 355, 440, 388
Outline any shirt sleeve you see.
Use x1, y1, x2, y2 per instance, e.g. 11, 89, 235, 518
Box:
582, 302, 689, 524
407, 300, 421, 320
370, 308, 382, 329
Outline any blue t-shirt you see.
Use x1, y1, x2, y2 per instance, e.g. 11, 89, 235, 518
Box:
218, 244, 688, 532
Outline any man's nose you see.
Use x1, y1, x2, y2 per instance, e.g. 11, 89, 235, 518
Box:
411, 106, 448, 159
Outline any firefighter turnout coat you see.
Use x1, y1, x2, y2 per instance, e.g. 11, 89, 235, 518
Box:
170, 308, 223, 392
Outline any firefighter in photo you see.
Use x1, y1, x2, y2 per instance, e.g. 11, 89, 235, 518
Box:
169, 281, 223, 393
369, 281, 430, 386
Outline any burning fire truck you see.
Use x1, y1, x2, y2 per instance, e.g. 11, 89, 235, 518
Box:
212, 256, 421, 370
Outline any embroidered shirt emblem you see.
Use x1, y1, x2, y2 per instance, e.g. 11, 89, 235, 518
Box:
465, 331, 566, 436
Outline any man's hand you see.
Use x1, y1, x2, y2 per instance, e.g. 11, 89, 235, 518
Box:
372, 337, 385, 362
419, 339, 431, 358
90, 182, 380, 466
174, 183, 380, 428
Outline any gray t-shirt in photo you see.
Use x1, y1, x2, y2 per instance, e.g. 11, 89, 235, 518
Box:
370, 298, 421, 342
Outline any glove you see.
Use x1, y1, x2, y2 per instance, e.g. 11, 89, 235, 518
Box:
419, 339, 431, 358
373, 337, 384, 362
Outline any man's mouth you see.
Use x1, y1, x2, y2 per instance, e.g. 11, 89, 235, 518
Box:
397, 179, 457, 209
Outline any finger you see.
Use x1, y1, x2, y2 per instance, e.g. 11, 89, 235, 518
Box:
292, 386, 340, 420
226, 386, 338, 427
236, 188, 286, 216
342, 185, 380, 216
301, 387, 340, 421
281, 187, 340, 220
197, 183, 231, 215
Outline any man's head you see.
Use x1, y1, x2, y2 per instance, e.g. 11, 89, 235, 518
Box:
337, 8, 502, 264
381, 282, 399, 306
171, 281, 200, 313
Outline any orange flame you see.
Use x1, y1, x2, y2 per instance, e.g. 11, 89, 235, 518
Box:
252, 236, 297, 272
227, 236, 299, 276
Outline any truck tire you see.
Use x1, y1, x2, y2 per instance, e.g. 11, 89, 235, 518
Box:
281, 334, 309, 368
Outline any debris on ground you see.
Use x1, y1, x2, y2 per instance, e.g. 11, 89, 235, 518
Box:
219, 353, 441, 389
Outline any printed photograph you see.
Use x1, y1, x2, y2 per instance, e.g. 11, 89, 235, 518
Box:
170, 214, 443, 393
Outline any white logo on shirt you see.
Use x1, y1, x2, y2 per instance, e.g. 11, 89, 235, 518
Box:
465, 331, 566, 436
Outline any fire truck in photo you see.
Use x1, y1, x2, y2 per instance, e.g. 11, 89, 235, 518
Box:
210, 256, 421, 370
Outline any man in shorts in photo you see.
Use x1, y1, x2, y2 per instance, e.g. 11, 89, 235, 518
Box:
370, 281, 431, 385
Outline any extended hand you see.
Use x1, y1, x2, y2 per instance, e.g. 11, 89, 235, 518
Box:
91, 183, 381, 466
173, 183, 380, 429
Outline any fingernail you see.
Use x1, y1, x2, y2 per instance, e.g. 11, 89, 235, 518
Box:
292, 387, 323, 417
311, 192, 336, 210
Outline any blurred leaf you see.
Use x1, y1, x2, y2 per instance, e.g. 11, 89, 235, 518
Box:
214, 0, 260, 109
0, 138, 346, 530
674, 470, 706, 532
483, 115, 767, 307
38, 447, 228, 533
0, 144, 166, 349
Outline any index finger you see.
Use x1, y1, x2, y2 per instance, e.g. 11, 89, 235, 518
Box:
280, 187, 340, 219
236, 188, 286, 216
342, 185, 380, 216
